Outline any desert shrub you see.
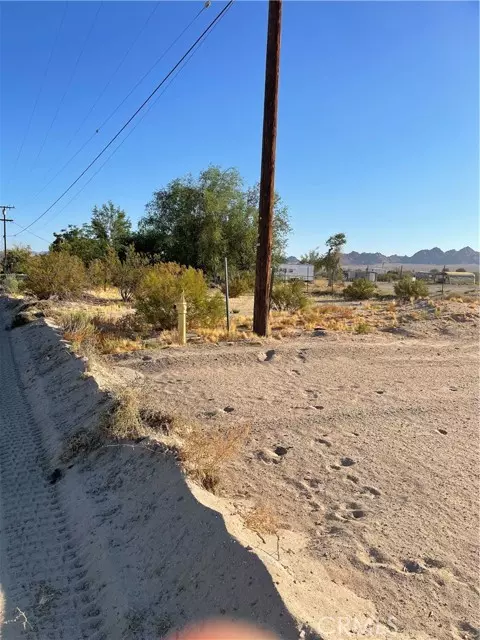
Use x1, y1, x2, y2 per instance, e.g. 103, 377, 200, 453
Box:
112, 244, 148, 302
394, 278, 428, 299
180, 423, 250, 493
103, 388, 147, 440
136, 263, 224, 329
355, 321, 373, 334
343, 279, 377, 300
2, 274, 19, 294
222, 271, 254, 298
270, 280, 310, 311
24, 252, 86, 299
244, 502, 280, 536
59, 310, 96, 346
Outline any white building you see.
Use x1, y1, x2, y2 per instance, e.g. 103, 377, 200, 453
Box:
276, 263, 315, 282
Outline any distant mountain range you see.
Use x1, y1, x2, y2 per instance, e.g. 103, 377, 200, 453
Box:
341, 247, 479, 266
286, 247, 479, 266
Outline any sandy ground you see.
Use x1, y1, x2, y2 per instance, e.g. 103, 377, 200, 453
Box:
0, 298, 479, 639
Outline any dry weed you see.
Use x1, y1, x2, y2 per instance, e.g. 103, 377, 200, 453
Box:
103, 387, 148, 440
244, 502, 280, 536
60, 428, 102, 463
180, 423, 250, 493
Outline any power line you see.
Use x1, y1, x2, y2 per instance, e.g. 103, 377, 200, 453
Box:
11, 221, 50, 244
95, 2, 209, 136
20, 1, 208, 211
36, 9, 228, 231
57, 1, 162, 158
31, 1, 103, 170
6, 2, 69, 189
14, 0, 234, 237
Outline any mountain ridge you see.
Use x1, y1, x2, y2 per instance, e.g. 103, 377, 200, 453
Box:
340, 246, 479, 266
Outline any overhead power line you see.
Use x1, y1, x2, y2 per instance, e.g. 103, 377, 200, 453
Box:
20, 1, 209, 210
31, 1, 104, 170
6, 2, 69, 190
14, 0, 234, 237
11, 221, 50, 244
58, 1, 162, 157
39, 8, 228, 230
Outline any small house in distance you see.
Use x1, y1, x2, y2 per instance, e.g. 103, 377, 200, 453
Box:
276, 261, 315, 282
343, 269, 378, 283
434, 271, 476, 285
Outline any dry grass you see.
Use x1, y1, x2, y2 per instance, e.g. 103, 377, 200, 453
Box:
355, 321, 373, 334
60, 428, 102, 463
244, 502, 280, 536
180, 423, 250, 493
103, 387, 148, 441
194, 326, 250, 343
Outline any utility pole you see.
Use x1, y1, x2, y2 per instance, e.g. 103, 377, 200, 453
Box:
1, 205, 15, 274
253, 0, 282, 336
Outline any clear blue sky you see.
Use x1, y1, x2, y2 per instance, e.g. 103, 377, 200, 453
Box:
1, 1, 478, 255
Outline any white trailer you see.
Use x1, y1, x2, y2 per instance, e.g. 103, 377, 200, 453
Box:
276, 263, 315, 282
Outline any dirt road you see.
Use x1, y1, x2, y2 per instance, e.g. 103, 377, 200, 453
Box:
0, 321, 105, 638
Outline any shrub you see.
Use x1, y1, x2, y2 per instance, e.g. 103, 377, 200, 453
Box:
222, 271, 254, 298
355, 321, 373, 334
2, 274, 19, 294
136, 263, 224, 330
112, 244, 148, 302
343, 279, 377, 300
394, 278, 428, 300
59, 310, 96, 346
270, 280, 310, 312
180, 423, 250, 493
24, 252, 86, 299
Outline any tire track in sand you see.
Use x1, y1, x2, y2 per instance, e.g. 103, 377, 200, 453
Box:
0, 324, 105, 639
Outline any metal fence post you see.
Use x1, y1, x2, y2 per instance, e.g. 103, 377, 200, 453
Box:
224, 257, 231, 333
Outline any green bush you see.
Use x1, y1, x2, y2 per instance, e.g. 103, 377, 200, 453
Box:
24, 252, 86, 299
136, 263, 224, 329
394, 278, 428, 299
270, 280, 310, 312
343, 279, 377, 300
2, 275, 19, 294
222, 271, 254, 298
112, 245, 148, 302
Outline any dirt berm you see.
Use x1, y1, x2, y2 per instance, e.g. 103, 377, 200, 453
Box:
0, 299, 437, 639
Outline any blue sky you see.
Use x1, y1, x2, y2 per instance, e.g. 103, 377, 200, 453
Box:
1, 1, 478, 255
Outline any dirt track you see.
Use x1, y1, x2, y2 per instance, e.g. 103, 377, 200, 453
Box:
0, 319, 105, 638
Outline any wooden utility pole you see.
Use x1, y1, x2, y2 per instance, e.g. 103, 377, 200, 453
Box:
253, 0, 282, 336
1, 205, 14, 274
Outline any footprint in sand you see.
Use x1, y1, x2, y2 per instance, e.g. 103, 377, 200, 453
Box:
362, 485, 381, 497
340, 457, 356, 467
315, 437, 331, 447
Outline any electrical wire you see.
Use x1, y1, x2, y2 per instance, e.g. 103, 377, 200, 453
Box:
59, 1, 161, 156
11, 221, 50, 244
14, 0, 234, 237
20, 1, 208, 210
38, 7, 229, 230
6, 2, 69, 189
31, 1, 103, 170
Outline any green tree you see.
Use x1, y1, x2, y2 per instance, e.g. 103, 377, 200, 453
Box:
87, 201, 131, 252
300, 248, 323, 272
51, 224, 103, 265
138, 166, 291, 278
323, 233, 347, 290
